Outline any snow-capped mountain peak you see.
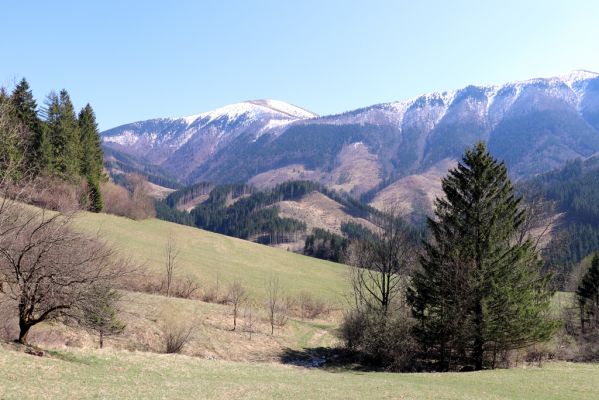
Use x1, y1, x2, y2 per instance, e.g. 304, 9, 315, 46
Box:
102, 70, 599, 190
180, 99, 317, 126
557, 69, 598, 87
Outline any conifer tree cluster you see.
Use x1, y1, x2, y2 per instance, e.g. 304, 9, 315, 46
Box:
408, 142, 558, 370
0, 78, 104, 211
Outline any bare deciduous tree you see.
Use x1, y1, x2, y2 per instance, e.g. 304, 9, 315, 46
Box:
242, 302, 256, 340
516, 191, 560, 251
227, 280, 248, 331
0, 205, 127, 344
347, 210, 417, 314
164, 234, 180, 297
265, 276, 284, 335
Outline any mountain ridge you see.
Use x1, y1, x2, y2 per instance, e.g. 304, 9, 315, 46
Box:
102, 70, 599, 216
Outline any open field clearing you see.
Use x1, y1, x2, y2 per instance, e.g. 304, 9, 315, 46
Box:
1, 347, 598, 400
72, 212, 350, 303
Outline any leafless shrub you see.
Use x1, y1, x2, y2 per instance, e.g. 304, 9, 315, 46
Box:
163, 234, 179, 297
297, 291, 330, 319
24, 175, 85, 212
172, 275, 201, 299
338, 308, 418, 371
227, 281, 249, 330
159, 310, 195, 354
265, 276, 289, 335
274, 301, 290, 328
201, 286, 220, 303
0, 204, 130, 344
201, 273, 226, 304
101, 174, 155, 220
242, 303, 257, 340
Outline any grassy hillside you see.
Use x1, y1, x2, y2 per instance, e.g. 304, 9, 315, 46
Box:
72, 212, 350, 303
21, 291, 338, 362
1, 347, 597, 400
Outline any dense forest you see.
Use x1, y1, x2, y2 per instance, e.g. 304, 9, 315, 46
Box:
156, 180, 384, 251
0, 78, 104, 211
523, 157, 599, 286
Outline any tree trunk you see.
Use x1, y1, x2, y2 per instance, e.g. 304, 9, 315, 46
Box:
18, 320, 31, 345
473, 301, 485, 370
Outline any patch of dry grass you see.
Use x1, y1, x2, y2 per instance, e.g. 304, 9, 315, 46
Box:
3, 291, 339, 363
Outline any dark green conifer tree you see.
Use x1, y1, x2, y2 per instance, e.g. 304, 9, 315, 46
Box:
577, 253, 599, 332
78, 104, 104, 212
0, 89, 24, 176
45, 90, 81, 179
10, 78, 44, 172
78, 104, 103, 179
408, 142, 557, 371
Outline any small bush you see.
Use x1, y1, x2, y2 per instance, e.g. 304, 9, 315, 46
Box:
159, 313, 195, 354
201, 285, 224, 304
18, 175, 86, 212
274, 300, 290, 328
339, 309, 418, 371
297, 291, 330, 319
171, 275, 201, 299
102, 177, 155, 220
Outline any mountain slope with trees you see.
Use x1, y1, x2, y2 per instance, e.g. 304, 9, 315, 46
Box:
156, 180, 395, 261
102, 71, 599, 216
522, 156, 599, 285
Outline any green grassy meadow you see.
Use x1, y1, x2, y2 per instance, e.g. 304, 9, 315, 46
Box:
73, 212, 350, 303
1, 347, 597, 400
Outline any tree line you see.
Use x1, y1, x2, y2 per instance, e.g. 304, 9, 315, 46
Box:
157, 180, 381, 246
0, 78, 105, 211
341, 142, 559, 371
523, 158, 599, 287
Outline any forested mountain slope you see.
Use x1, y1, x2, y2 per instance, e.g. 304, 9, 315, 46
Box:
103, 71, 599, 215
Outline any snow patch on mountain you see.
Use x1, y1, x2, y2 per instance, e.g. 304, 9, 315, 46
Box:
178, 100, 316, 128
103, 130, 140, 146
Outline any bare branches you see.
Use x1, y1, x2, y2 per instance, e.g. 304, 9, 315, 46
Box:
0, 203, 129, 344
265, 276, 287, 335
227, 280, 248, 331
347, 209, 417, 314
516, 192, 561, 252
164, 234, 180, 297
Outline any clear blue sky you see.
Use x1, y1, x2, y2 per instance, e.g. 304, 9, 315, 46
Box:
2, 0, 599, 130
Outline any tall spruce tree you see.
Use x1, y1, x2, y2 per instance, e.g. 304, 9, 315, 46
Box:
576, 254, 599, 332
78, 104, 104, 212
408, 142, 557, 370
45, 90, 81, 179
0, 89, 24, 177
10, 78, 44, 172
78, 104, 103, 178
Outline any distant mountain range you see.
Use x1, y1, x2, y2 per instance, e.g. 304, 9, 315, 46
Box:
102, 70, 599, 217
